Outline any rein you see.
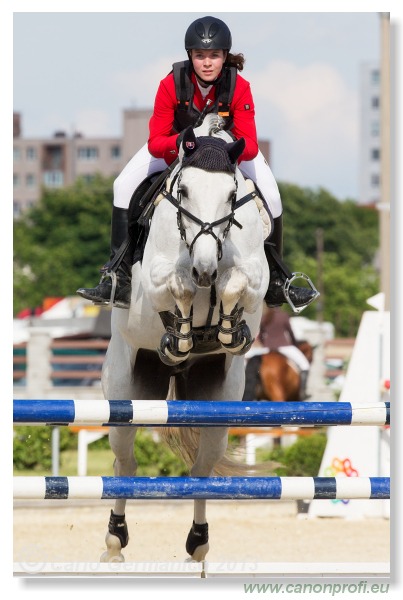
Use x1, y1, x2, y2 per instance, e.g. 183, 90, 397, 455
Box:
160, 172, 259, 261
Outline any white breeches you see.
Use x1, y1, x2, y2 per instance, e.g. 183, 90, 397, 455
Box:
276, 345, 310, 372
238, 151, 282, 218
113, 144, 167, 209
113, 144, 283, 218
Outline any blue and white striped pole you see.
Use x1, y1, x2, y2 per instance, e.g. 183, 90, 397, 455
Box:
13, 476, 390, 500
13, 400, 390, 427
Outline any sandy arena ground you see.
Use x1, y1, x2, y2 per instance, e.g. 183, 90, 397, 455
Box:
14, 499, 389, 570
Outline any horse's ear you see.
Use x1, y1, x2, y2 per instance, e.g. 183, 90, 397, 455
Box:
226, 137, 245, 164
182, 127, 199, 157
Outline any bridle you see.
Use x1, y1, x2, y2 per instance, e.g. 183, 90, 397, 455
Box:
160, 167, 259, 261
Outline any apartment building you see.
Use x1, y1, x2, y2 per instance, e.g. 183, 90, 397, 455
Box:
13, 110, 271, 217
13, 109, 152, 217
359, 62, 381, 205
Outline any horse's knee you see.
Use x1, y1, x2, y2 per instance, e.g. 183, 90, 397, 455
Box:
218, 268, 248, 304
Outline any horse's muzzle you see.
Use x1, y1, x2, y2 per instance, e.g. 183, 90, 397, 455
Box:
192, 267, 217, 288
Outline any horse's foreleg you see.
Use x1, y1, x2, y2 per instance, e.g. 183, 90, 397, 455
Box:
159, 269, 197, 365
100, 426, 137, 563
186, 427, 229, 561
217, 268, 254, 355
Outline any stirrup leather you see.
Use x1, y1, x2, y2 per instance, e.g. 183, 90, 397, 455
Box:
283, 272, 320, 314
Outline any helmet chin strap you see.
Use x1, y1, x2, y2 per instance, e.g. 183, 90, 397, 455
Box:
194, 70, 224, 88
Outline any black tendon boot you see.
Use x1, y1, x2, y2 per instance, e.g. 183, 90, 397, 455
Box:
264, 215, 319, 313
76, 206, 133, 309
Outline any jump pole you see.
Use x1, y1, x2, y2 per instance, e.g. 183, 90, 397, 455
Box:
13, 399, 390, 427
13, 476, 390, 500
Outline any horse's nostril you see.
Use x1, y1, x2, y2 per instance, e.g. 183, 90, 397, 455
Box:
192, 267, 199, 280
212, 270, 218, 282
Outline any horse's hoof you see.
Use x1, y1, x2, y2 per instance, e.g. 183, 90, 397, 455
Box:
219, 322, 254, 355
100, 550, 125, 563
186, 521, 209, 561
158, 333, 190, 365
100, 533, 125, 563
190, 542, 209, 562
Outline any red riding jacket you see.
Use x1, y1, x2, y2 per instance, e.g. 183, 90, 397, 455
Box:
148, 70, 259, 165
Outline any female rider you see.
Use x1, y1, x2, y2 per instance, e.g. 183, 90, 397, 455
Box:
77, 16, 318, 312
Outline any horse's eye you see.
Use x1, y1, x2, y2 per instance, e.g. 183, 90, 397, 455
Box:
179, 187, 188, 199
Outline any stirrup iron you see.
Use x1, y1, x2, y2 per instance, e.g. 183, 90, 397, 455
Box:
94, 270, 118, 307
284, 272, 320, 314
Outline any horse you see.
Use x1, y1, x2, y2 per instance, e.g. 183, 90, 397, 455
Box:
243, 341, 314, 402
100, 113, 272, 563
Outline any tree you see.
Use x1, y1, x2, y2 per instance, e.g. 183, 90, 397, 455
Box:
278, 183, 380, 336
13, 175, 113, 315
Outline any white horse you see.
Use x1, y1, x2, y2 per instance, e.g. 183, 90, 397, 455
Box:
101, 115, 271, 562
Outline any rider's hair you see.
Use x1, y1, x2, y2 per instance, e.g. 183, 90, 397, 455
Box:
226, 52, 245, 72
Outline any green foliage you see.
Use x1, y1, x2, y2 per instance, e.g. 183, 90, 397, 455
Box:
13, 426, 77, 470
13, 176, 380, 337
13, 426, 188, 477
13, 175, 113, 315
91, 427, 188, 476
134, 429, 189, 476
278, 182, 379, 336
257, 433, 327, 477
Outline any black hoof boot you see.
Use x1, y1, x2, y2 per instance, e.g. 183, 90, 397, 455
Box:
157, 332, 191, 366
186, 521, 209, 561
108, 510, 129, 548
157, 306, 193, 365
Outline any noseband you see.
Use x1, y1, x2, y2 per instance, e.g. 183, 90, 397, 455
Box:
161, 169, 259, 261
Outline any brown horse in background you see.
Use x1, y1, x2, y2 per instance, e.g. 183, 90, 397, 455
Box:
242, 341, 314, 402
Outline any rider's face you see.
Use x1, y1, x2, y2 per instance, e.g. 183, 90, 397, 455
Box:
190, 49, 226, 83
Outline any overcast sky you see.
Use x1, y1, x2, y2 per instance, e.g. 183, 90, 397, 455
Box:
12, 10, 386, 201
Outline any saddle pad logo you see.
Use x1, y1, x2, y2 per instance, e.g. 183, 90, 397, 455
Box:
185, 142, 196, 150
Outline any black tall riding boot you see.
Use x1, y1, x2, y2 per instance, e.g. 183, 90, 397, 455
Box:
264, 215, 319, 311
76, 206, 133, 309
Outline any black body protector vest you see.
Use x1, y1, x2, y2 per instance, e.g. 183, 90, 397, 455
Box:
172, 60, 237, 133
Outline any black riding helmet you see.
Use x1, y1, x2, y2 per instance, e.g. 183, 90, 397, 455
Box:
185, 16, 232, 52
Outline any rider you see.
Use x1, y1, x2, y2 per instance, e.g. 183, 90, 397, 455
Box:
77, 15, 318, 312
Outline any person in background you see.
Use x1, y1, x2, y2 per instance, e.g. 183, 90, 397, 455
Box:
244, 306, 311, 400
